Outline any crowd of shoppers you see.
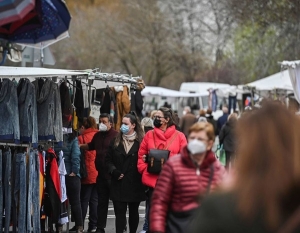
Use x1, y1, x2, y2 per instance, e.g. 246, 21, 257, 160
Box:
54, 101, 300, 233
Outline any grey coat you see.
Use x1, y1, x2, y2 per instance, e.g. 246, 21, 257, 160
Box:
32, 79, 63, 146
0, 79, 20, 143
17, 78, 38, 147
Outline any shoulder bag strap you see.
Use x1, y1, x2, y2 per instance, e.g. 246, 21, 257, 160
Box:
81, 135, 85, 144
206, 164, 214, 195
164, 132, 179, 150
152, 130, 157, 149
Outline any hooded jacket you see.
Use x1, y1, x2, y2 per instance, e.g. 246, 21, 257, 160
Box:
17, 78, 38, 146
78, 128, 99, 184
32, 79, 63, 146
138, 125, 187, 188
0, 79, 20, 143
150, 147, 225, 233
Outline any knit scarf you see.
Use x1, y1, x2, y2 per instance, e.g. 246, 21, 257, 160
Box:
122, 132, 137, 154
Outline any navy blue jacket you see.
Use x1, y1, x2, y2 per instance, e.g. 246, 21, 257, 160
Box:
217, 114, 229, 135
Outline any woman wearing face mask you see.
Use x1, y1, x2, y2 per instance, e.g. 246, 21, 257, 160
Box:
105, 112, 146, 233
149, 122, 225, 233
76, 117, 99, 232
138, 107, 187, 232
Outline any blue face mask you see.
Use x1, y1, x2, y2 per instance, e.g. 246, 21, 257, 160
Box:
120, 124, 130, 134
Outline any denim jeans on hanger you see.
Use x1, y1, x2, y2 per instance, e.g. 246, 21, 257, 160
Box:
27, 150, 34, 233
27, 150, 40, 233
0, 150, 3, 232
14, 153, 27, 233
228, 95, 237, 114
32, 151, 40, 233
4, 149, 11, 233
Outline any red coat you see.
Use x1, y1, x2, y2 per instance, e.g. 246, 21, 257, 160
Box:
137, 125, 187, 188
150, 147, 225, 233
78, 128, 99, 184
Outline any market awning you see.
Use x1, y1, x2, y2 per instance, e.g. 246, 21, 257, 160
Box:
142, 86, 204, 97
246, 69, 293, 91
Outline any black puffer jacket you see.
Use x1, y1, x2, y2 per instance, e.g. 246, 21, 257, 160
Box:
105, 139, 146, 202
219, 119, 236, 153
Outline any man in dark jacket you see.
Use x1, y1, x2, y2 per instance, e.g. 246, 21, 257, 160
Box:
219, 113, 237, 169
206, 108, 217, 136
80, 114, 118, 233
179, 106, 197, 137
217, 107, 229, 135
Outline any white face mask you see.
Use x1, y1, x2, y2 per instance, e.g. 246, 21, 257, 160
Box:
99, 123, 108, 132
187, 139, 207, 155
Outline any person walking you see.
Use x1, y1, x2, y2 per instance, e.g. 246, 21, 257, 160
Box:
141, 117, 154, 134
80, 113, 118, 233
205, 108, 217, 136
217, 106, 229, 135
138, 107, 187, 232
179, 106, 197, 138
219, 113, 238, 169
77, 117, 99, 232
55, 132, 83, 233
190, 102, 300, 233
106, 112, 146, 233
150, 122, 225, 233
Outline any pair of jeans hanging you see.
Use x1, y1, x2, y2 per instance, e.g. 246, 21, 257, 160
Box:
14, 153, 27, 233
2, 149, 12, 233
27, 150, 40, 233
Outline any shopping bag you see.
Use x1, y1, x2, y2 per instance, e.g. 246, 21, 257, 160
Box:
216, 145, 226, 166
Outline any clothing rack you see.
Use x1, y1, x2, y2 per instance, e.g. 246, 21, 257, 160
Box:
0, 142, 30, 147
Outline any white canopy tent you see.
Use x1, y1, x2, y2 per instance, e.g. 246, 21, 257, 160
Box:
246, 69, 293, 91
280, 60, 300, 104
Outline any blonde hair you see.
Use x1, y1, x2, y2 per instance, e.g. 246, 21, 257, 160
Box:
150, 110, 158, 120
188, 122, 215, 141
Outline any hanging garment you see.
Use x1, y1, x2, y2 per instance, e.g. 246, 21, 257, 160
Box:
130, 90, 144, 120
0, 150, 3, 231
17, 78, 38, 147
58, 151, 67, 203
211, 90, 218, 112
82, 83, 90, 117
58, 150, 69, 225
74, 80, 84, 120
29, 150, 41, 232
228, 95, 237, 114
3, 149, 12, 233
115, 86, 130, 131
0, 79, 20, 143
44, 148, 62, 223
59, 81, 73, 130
14, 152, 27, 233
100, 87, 117, 123
32, 79, 63, 146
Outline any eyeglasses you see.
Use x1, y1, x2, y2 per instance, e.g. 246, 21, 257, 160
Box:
154, 116, 164, 119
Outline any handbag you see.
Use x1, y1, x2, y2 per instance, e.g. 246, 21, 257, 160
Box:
216, 144, 226, 166
147, 130, 179, 174
79, 135, 88, 178
166, 164, 214, 233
